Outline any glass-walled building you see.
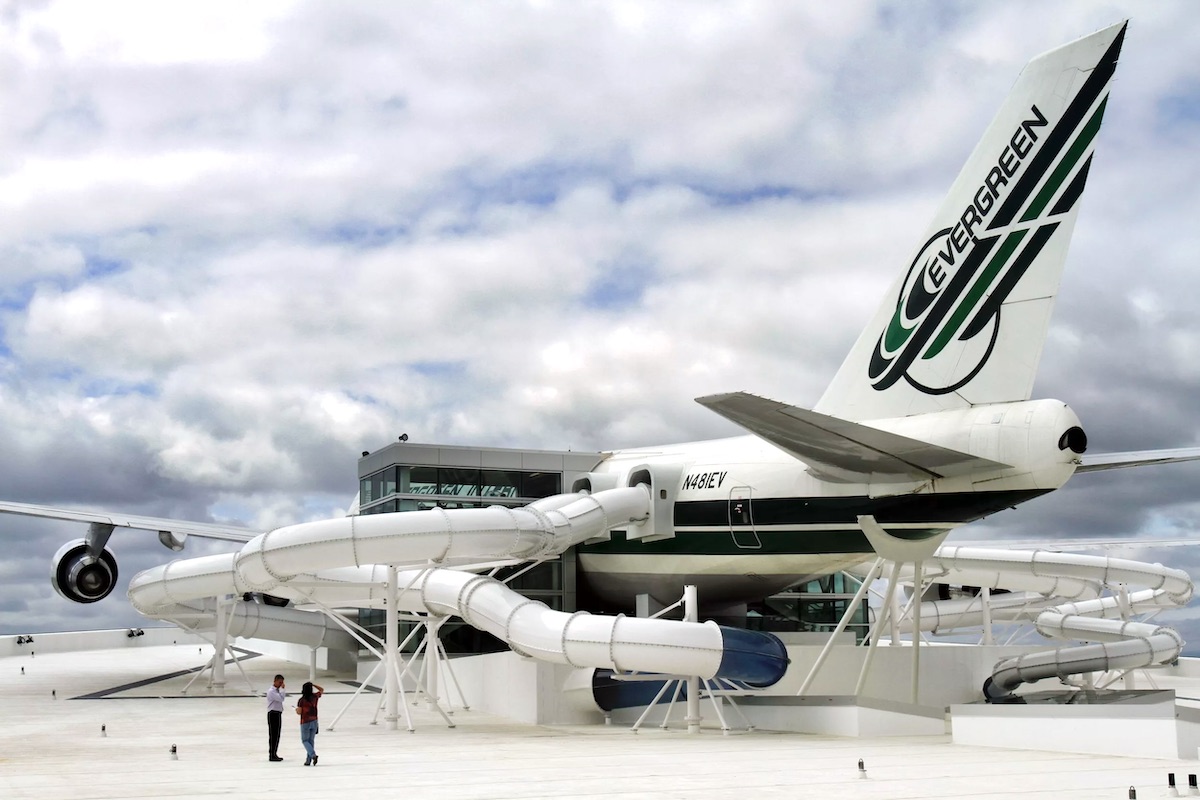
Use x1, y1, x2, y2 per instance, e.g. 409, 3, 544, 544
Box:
358, 442, 602, 515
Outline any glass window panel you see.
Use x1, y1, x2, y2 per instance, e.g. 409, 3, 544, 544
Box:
360, 478, 373, 503
409, 466, 438, 495
383, 467, 398, 496
480, 470, 521, 499
370, 472, 383, 503
439, 468, 480, 496
521, 471, 560, 498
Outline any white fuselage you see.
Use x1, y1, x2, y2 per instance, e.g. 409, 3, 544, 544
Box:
575, 399, 1082, 609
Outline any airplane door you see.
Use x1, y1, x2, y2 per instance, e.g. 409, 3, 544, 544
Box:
729, 486, 762, 549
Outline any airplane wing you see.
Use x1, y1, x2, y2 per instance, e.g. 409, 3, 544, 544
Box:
1076, 447, 1200, 473
696, 391, 1010, 482
0, 500, 259, 543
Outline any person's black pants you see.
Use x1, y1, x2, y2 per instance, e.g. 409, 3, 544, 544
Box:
268, 710, 282, 757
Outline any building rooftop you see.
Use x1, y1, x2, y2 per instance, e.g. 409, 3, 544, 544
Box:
2, 641, 1195, 799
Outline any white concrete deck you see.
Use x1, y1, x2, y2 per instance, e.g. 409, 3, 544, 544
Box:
1, 644, 1194, 799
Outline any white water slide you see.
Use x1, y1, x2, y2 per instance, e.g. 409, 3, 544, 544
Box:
129, 482, 1192, 702
888, 545, 1194, 701
127, 486, 789, 687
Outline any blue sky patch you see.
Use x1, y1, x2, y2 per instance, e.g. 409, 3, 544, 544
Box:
583, 258, 652, 310
408, 360, 466, 378
318, 222, 410, 247
1158, 90, 1200, 130
449, 157, 630, 215
81, 378, 158, 399
697, 183, 819, 207
84, 255, 129, 279
0, 284, 36, 311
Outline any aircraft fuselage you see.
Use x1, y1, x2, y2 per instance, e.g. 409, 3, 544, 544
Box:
576, 398, 1083, 608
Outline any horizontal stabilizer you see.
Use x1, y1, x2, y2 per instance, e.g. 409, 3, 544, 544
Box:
0, 500, 258, 543
1076, 447, 1200, 473
696, 391, 1010, 482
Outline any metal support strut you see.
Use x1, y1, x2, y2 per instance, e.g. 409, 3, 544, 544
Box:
622, 584, 759, 735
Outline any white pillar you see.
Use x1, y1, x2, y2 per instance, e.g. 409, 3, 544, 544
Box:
684, 585, 700, 734
426, 617, 442, 705
212, 595, 228, 689
911, 561, 922, 704
385, 566, 399, 731
1119, 583, 1135, 689
981, 586, 995, 646
889, 576, 903, 645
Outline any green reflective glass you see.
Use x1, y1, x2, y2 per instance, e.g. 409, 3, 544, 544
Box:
481, 470, 521, 498
409, 466, 438, 495
521, 472, 560, 498
439, 468, 480, 496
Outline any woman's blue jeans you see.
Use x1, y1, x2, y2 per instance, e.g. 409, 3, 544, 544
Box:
300, 720, 318, 760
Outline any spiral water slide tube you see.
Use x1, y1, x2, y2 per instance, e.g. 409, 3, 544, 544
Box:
888, 546, 1194, 702
127, 486, 789, 686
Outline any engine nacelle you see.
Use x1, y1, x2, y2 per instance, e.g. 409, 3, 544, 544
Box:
51, 539, 119, 604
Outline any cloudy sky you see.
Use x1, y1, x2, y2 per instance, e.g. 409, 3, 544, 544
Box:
3, 1, 1200, 646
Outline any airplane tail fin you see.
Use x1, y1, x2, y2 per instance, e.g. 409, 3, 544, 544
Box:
815, 22, 1126, 421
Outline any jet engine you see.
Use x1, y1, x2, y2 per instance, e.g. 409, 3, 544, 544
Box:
51, 538, 119, 603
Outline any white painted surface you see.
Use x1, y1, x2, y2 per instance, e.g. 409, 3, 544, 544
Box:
3, 642, 1198, 800
952, 696, 1200, 760
1, 627, 205, 658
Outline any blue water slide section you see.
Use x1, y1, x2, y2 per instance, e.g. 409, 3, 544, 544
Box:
592, 670, 679, 711
715, 625, 790, 686
592, 626, 789, 711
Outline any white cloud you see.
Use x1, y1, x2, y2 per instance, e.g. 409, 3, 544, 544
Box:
12, 0, 291, 65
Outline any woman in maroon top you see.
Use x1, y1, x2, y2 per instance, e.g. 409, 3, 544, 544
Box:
296, 681, 324, 765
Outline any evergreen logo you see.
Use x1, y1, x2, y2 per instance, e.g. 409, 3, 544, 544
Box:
868, 222, 1039, 394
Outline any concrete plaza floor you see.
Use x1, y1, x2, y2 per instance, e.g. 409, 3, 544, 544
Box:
0, 644, 1194, 799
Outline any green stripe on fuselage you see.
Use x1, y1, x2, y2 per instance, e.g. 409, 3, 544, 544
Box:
577, 488, 1053, 557
576, 528, 886, 556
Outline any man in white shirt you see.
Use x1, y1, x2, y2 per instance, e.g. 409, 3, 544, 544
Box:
266, 674, 286, 761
